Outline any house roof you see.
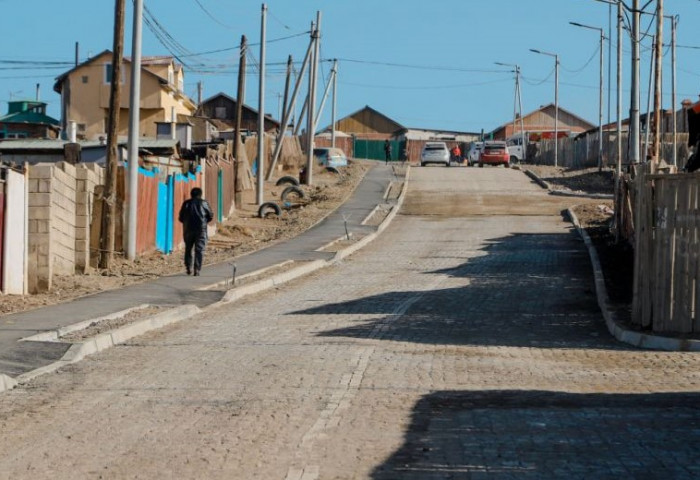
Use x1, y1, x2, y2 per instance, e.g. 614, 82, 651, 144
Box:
0, 137, 179, 152
198, 92, 281, 126
54, 50, 174, 93
0, 110, 60, 127
489, 103, 595, 135
320, 105, 404, 134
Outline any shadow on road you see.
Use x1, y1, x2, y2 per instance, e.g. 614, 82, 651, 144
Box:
371, 389, 700, 479
293, 232, 626, 350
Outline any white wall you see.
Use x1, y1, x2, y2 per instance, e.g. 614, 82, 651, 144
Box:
2, 169, 27, 295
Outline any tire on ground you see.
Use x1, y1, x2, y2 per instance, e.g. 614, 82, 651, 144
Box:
258, 202, 282, 218
326, 166, 339, 174
281, 185, 305, 202
275, 175, 300, 187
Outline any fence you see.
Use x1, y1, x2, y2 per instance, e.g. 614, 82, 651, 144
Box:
632, 166, 700, 333
0, 174, 4, 292
530, 132, 690, 168
353, 138, 405, 161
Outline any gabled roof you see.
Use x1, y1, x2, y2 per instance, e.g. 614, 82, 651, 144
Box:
53, 50, 172, 93
320, 105, 404, 134
489, 103, 595, 134
198, 92, 281, 126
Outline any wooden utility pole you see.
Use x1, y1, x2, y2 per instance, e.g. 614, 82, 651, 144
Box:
99, 0, 126, 269
233, 35, 247, 208
282, 55, 293, 131
651, 0, 663, 166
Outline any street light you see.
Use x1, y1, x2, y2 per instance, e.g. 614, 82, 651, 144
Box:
570, 21, 606, 171
495, 62, 525, 162
530, 48, 559, 167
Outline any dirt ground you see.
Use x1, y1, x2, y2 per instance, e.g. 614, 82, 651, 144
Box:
0, 161, 370, 317
527, 165, 615, 194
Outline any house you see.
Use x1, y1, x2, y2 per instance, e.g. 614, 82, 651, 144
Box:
0, 100, 60, 139
196, 92, 280, 134
321, 105, 404, 139
53, 51, 196, 141
489, 103, 595, 141
396, 128, 481, 143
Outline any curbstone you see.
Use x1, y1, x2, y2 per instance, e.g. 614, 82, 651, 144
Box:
568, 207, 700, 351
523, 169, 550, 189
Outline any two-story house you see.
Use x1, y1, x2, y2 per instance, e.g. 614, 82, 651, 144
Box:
53, 50, 196, 140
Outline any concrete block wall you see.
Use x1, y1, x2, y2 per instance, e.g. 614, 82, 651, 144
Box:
27, 162, 84, 293
75, 164, 104, 273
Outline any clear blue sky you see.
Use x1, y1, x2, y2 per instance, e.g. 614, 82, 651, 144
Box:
1, 0, 699, 133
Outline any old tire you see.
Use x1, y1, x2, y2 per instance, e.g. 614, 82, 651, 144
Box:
281, 186, 305, 202
275, 175, 300, 187
326, 166, 340, 174
258, 202, 282, 218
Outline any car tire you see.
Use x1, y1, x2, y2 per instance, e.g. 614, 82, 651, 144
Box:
275, 175, 300, 187
258, 202, 282, 218
478, 162, 484, 168
281, 186, 305, 202
445, 161, 450, 167
421, 162, 426, 167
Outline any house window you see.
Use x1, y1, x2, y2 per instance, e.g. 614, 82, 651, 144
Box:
104, 63, 125, 84
82, 75, 89, 84
215, 107, 226, 119
77, 123, 86, 132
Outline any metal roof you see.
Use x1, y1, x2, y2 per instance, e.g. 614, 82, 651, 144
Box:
0, 137, 179, 151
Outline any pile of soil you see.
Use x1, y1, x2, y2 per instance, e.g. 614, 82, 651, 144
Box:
0, 161, 370, 317
528, 165, 615, 194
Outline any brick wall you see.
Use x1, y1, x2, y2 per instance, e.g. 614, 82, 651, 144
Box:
50, 163, 77, 275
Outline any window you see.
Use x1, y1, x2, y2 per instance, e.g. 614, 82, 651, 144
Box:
82, 75, 89, 84
77, 123, 86, 132
103, 63, 125, 84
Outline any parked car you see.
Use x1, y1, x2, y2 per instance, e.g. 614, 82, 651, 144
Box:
466, 142, 484, 166
313, 147, 348, 168
420, 142, 450, 167
478, 141, 510, 167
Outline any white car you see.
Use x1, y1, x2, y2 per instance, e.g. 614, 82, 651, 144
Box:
420, 142, 450, 167
466, 142, 484, 166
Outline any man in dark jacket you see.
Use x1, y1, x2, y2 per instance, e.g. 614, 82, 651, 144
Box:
178, 187, 214, 276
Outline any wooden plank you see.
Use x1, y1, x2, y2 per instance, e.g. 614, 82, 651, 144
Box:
678, 179, 693, 332
690, 181, 698, 329
693, 179, 700, 332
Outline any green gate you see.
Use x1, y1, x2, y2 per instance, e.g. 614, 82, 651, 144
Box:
353, 139, 405, 161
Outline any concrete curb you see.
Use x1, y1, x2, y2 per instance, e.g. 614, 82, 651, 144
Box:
13, 305, 202, 387
524, 169, 614, 200
568, 207, 700, 351
1, 166, 412, 395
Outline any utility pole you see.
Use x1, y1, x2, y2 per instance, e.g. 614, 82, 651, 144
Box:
233, 35, 247, 208
630, 0, 641, 164
126, 0, 143, 261
331, 59, 338, 148
197, 81, 203, 107
99, 0, 126, 270
615, 0, 623, 243
670, 14, 678, 167
266, 34, 314, 179
644, 36, 655, 163
282, 55, 293, 131
75, 42, 79, 67
256, 4, 267, 205
305, 12, 321, 186
651, 0, 663, 166
530, 48, 559, 167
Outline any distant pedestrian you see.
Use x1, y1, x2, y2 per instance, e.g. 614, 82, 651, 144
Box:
178, 187, 214, 276
384, 139, 392, 165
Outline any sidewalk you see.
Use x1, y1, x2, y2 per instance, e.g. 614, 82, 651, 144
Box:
0, 164, 402, 380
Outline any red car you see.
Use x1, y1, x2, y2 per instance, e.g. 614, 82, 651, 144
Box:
478, 141, 510, 167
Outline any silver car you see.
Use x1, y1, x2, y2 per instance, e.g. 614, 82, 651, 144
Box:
420, 142, 450, 167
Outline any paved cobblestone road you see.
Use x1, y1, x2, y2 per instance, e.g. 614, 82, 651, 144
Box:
1, 167, 699, 479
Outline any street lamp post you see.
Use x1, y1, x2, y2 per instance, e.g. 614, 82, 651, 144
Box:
530, 49, 559, 167
495, 62, 525, 161
570, 22, 606, 171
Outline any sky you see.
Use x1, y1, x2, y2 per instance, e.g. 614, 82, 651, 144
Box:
1, 0, 699, 134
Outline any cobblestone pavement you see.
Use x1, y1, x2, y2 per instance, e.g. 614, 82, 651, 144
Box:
1, 168, 699, 479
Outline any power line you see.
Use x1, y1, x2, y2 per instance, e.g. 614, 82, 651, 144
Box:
327, 58, 505, 74
192, 0, 236, 30
339, 77, 512, 90
560, 44, 600, 73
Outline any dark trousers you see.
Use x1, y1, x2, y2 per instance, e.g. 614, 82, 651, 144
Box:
184, 233, 207, 272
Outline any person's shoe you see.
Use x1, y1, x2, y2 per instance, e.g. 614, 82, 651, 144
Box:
194, 270, 200, 276
186, 267, 192, 275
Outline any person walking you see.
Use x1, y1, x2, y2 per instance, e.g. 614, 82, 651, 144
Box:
178, 187, 214, 276
384, 139, 392, 165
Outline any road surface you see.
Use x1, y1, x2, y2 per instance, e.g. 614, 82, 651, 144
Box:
1, 167, 698, 479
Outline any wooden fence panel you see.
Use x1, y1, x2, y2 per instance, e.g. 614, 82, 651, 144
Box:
633, 169, 700, 333
136, 169, 159, 255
